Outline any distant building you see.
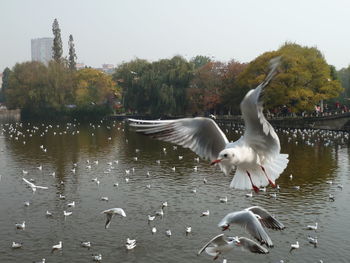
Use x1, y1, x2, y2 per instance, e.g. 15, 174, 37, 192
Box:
0, 72, 3, 88
76, 63, 86, 70
31, 37, 53, 64
98, 64, 115, 74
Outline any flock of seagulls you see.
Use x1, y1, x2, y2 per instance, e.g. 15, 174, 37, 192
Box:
0, 58, 347, 262
0, 114, 346, 262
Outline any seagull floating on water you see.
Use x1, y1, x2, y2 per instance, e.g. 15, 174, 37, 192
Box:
15, 221, 25, 230
81, 241, 91, 249
306, 222, 318, 231
92, 254, 102, 261
12, 241, 22, 249
51, 241, 62, 253
128, 58, 288, 192
290, 241, 299, 252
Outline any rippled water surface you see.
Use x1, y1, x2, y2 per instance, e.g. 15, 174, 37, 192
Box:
0, 119, 350, 263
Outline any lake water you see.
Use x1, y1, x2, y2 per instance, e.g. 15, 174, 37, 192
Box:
0, 119, 349, 262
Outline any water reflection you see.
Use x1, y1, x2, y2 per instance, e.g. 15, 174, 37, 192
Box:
0, 119, 349, 263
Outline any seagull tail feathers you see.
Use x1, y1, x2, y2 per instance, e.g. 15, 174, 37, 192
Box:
230, 154, 288, 189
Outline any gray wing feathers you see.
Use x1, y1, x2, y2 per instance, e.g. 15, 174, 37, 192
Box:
129, 117, 228, 161
197, 234, 226, 255
247, 206, 285, 230
238, 237, 269, 254
240, 57, 281, 159
105, 214, 113, 229
221, 211, 273, 247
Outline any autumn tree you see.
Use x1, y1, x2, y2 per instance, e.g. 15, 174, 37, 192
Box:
68, 34, 77, 70
233, 43, 343, 113
75, 68, 117, 107
52, 18, 63, 63
187, 61, 223, 114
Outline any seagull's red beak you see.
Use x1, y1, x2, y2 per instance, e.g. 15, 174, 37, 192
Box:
210, 159, 222, 165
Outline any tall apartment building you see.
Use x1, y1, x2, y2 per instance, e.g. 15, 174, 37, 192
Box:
31, 38, 53, 64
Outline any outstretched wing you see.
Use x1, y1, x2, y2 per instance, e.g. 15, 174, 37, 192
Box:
105, 213, 113, 229
237, 237, 269, 254
218, 211, 273, 247
246, 206, 285, 230
198, 234, 226, 255
22, 177, 35, 188
240, 57, 281, 161
128, 117, 228, 161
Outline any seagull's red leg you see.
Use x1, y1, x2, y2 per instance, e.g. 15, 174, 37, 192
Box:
260, 166, 276, 188
213, 252, 221, 260
246, 171, 259, 193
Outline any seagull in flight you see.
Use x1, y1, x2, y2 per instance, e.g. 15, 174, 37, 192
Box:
101, 208, 126, 229
22, 178, 48, 193
218, 206, 285, 247
128, 57, 288, 192
198, 234, 268, 260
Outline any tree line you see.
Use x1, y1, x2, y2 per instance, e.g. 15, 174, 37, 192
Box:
0, 26, 346, 118
0, 19, 119, 119
113, 42, 343, 117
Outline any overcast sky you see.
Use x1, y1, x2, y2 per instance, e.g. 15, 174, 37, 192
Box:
1, 0, 350, 72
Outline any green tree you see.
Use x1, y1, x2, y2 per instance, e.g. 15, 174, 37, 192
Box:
47, 61, 75, 108
52, 18, 63, 63
5, 61, 49, 111
113, 59, 151, 113
191, 55, 212, 69
68, 34, 77, 70
0, 67, 11, 102
337, 66, 350, 102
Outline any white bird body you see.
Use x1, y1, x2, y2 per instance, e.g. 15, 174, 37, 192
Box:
186, 226, 192, 235
67, 201, 75, 207
126, 238, 136, 245
51, 241, 62, 253
308, 236, 318, 245
148, 215, 155, 222
92, 254, 102, 261
290, 241, 299, 251
165, 229, 172, 237
81, 241, 91, 248
201, 210, 210, 217
126, 242, 136, 250
128, 58, 288, 192
152, 226, 157, 234
63, 211, 72, 217
306, 222, 318, 230
12, 241, 22, 248
15, 221, 25, 230
101, 208, 126, 228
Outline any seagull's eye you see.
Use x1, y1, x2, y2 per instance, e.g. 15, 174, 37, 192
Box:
223, 154, 228, 158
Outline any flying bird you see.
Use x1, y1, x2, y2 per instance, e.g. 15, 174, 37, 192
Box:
128, 57, 288, 192
198, 234, 268, 260
218, 206, 285, 247
22, 178, 48, 193
101, 208, 126, 229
